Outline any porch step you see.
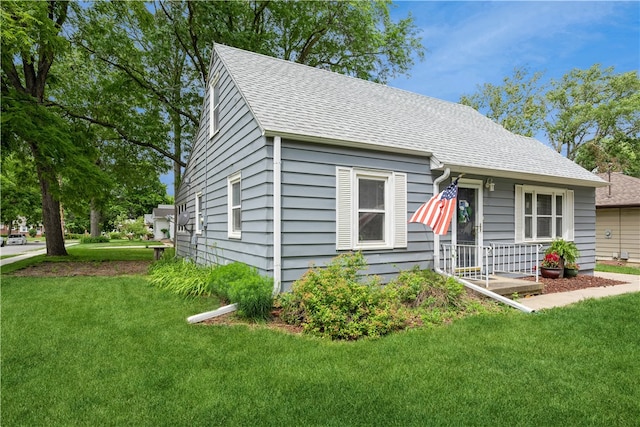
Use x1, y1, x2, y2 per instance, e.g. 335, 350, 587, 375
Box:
467, 275, 543, 297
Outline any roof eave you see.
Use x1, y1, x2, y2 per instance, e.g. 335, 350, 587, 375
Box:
432, 163, 608, 188
264, 130, 432, 158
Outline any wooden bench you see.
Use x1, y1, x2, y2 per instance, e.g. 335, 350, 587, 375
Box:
149, 246, 166, 260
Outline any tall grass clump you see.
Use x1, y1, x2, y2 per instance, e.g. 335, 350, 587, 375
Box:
148, 257, 214, 297
149, 258, 274, 320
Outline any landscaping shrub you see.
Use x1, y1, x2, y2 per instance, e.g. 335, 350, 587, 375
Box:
80, 236, 110, 244
279, 253, 503, 340
148, 257, 214, 297
228, 275, 274, 320
28, 228, 37, 238
149, 258, 274, 319
278, 252, 407, 340
109, 232, 124, 240
207, 262, 256, 302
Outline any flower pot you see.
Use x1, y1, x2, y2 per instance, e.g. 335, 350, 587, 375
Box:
541, 267, 563, 279
564, 268, 579, 278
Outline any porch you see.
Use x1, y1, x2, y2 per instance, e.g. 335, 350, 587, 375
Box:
440, 243, 545, 296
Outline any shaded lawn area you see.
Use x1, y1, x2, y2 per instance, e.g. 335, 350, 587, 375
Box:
2, 274, 639, 426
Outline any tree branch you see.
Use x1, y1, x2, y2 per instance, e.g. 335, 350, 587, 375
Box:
49, 101, 186, 167
76, 40, 199, 126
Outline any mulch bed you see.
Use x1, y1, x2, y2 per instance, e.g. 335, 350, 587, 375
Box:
9, 260, 152, 277
523, 274, 627, 294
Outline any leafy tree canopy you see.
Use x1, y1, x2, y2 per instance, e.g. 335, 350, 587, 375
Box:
460, 64, 640, 177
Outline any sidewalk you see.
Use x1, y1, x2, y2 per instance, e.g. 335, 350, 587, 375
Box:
0, 243, 78, 267
521, 271, 640, 310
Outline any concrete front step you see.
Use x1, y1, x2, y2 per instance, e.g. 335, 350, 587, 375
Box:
467, 275, 544, 297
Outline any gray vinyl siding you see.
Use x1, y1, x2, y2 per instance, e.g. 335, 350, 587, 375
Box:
175, 51, 271, 275
279, 140, 432, 291
479, 177, 596, 273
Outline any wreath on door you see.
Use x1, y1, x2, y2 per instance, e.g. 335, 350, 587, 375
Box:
458, 200, 472, 223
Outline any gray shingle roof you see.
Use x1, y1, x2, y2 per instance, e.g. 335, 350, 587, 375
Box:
216, 44, 605, 187
596, 173, 640, 207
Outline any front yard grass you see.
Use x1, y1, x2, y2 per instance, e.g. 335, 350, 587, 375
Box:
2, 262, 639, 425
596, 262, 640, 275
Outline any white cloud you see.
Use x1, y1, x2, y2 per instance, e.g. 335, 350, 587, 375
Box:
390, 1, 637, 101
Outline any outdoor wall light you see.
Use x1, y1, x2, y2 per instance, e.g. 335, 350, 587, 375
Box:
485, 178, 495, 192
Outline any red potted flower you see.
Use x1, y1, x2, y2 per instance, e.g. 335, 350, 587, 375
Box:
541, 252, 563, 279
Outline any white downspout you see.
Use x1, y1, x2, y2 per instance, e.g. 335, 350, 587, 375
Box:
431, 168, 534, 313
273, 136, 282, 295
432, 168, 451, 270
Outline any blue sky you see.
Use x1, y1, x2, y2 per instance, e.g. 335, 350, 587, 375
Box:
388, 1, 639, 102
165, 1, 639, 195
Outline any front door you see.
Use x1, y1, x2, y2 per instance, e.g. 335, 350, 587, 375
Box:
454, 180, 483, 271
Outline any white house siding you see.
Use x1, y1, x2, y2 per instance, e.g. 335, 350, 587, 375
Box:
596, 207, 640, 263
279, 140, 433, 291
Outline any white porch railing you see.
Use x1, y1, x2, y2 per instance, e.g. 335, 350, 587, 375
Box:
440, 243, 543, 287
491, 242, 542, 283
441, 244, 492, 287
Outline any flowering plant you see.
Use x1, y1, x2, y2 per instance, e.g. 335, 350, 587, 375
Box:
541, 252, 561, 268
565, 262, 579, 270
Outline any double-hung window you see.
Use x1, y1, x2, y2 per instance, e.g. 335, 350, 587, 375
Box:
228, 172, 241, 239
195, 192, 204, 234
336, 167, 407, 250
209, 74, 220, 138
515, 185, 574, 242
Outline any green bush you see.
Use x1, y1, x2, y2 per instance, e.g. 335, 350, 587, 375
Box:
207, 262, 256, 301
149, 259, 274, 320
279, 253, 502, 340
28, 228, 37, 238
228, 275, 274, 320
80, 236, 110, 244
279, 252, 407, 340
109, 232, 124, 240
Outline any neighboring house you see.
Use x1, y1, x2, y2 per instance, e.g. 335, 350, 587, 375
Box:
150, 204, 174, 241
595, 173, 640, 263
0, 218, 43, 236
176, 43, 606, 292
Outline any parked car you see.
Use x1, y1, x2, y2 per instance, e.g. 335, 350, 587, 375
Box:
6, 234, 27, 245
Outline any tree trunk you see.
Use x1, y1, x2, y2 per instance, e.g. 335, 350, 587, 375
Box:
172, 111, 182, 249
90, 199, 101, 238
37, 170, 67, 256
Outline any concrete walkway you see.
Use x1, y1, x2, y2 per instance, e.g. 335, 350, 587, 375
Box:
0, 243, 78, 267
521, 271, 640, 310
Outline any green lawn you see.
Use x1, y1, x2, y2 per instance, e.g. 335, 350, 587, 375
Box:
596, 263, 640, 275
2, 252, 639, 425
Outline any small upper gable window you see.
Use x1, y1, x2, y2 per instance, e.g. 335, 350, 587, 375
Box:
209, 74, 220, 138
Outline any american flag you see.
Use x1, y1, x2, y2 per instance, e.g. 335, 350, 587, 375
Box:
409, 179, 459, 235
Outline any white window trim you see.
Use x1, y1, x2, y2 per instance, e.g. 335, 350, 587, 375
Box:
515, 184, 574, 243
227, 172, 241, 239
195, 192, 203, 235
336, 167, 407, 251
208, 73, 220, 139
